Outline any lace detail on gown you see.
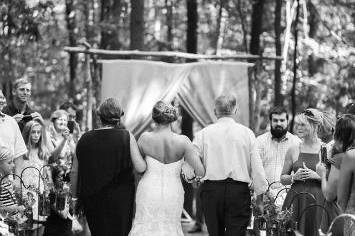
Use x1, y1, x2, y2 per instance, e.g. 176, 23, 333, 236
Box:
129, 157, 184, 236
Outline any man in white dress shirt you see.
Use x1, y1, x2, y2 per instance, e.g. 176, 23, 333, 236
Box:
0, 89, 27, 160
256, 106, 301, 203
193, 95, 267, 236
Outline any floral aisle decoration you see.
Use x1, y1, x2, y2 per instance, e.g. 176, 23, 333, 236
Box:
252, 184, 297, 235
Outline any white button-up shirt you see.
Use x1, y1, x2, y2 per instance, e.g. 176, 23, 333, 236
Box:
193, 117, 268, 195
0, 115, 27, 159
256, 131, 301, 185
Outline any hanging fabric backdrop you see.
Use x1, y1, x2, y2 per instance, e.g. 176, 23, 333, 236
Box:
101, 60, 251, 136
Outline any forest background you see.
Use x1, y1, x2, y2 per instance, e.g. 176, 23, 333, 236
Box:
0, 0, 354, 134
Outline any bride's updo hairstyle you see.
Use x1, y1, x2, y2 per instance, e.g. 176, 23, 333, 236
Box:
97, 97, 124, 126
152, 101, 178, 125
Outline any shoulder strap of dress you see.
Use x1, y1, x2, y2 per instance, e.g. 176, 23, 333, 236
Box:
298, 142, 302, 154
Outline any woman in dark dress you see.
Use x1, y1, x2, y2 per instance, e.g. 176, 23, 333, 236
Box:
72, 98, 146, 236
281, 109, 326, 236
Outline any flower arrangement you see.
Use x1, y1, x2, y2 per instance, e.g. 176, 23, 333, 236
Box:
253, 187, 297, 235
0, 166, 53, 234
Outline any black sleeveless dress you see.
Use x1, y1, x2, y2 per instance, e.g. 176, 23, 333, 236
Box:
282, 152, 325, 236
76, 128, 135, 236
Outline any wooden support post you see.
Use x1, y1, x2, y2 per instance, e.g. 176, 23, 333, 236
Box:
84, 52, 93, 131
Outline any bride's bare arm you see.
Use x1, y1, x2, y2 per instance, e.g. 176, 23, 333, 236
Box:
183, 136, 205, 177
130, 132, 146, 173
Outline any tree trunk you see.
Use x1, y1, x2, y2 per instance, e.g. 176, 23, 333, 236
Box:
307, 2, 319, 77
274, 0, 282, 106
83, 0, 92, 131
186, 0, 198, 54
100, 0, 122, 50
249, 0, 265, 131
182, 0, 198, 218
165, 0, 173, 50
183, 0, 197, 140
237, 0, 248, 53
213, 0, 223, 54
65, 0, 77, 99
249, 0, 265, 56
130, 0, 145, 50
290, 0, 301, 133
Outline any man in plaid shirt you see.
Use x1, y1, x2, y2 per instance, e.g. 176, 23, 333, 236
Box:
256, 106, 301, 205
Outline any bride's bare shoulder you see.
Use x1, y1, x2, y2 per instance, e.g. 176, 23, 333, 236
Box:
174, 134, 191, 145
138, 132, 153, 142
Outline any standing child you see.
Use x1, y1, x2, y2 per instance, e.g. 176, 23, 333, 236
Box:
0, 146, 25, 214
43, 165, 73, 236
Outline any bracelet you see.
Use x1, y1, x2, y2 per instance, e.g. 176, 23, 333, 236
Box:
290, 174, 294, 184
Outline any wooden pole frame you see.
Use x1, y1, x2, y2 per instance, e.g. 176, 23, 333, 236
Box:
64, 47, 283, 61
64, 46, 283, 130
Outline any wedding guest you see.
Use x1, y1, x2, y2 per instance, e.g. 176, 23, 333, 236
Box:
336, 114, 355, 235
0, 89, 27, 161
0, 146, 25, 214
48, 110, 75, 167
2, 78, 42, 131
16, 119, 52, 179
281, 108, 327, 236
73, 98, 144, 236
43, 165, 73, 236
316, 112, 345, 235
193, 95, 267, 236
59, 102, 81, 142
0, 89, 6, 111
256, 106, 300, 204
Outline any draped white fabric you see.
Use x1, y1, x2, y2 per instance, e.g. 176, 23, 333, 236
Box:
177, 61, 250, 127
101, 60, 250, 136
101, 60, 189, 135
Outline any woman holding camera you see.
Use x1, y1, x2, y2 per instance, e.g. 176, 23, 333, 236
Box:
48, 109, 76, 167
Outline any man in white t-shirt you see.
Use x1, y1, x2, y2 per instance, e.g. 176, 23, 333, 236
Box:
0, 89, 27, 159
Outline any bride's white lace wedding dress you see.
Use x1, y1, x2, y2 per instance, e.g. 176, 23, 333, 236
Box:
129, 156, 184, 236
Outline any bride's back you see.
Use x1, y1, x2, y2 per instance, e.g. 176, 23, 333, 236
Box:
139, 130, 186, 164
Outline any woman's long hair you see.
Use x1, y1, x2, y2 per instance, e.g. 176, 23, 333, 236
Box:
22, 119, 51, 161
334, 114, 355, 152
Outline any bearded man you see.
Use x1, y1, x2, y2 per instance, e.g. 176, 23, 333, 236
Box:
256, 106, 301, 201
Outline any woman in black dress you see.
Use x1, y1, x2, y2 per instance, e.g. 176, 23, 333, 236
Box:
72, 98, 146, 236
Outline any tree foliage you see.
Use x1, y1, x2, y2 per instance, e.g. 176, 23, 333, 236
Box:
0, 0, 354, 130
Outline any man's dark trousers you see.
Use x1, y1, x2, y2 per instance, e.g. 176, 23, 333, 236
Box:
201, 178, 251, 236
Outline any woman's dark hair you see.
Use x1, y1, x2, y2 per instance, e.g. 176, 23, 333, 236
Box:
152, 101, 178, 125
51, 165, 70, 184
59, 101, 77, 111
97, 98, 124, 126
334, 114, 355, 152
345, 103, 355, 115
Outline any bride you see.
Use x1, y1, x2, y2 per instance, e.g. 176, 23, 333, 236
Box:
129, 101, 205, 236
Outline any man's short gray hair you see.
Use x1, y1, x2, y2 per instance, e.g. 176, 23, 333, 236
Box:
215, 95, 237, 115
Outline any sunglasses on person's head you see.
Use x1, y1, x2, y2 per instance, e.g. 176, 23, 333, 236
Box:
303, 109, 314, 118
